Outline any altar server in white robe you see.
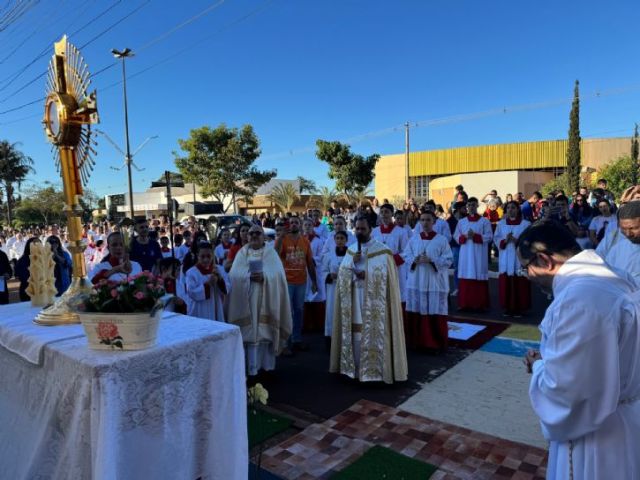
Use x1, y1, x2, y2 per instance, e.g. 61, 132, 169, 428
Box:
493, 201, 531, 316
330, 216, 408, 384
372, 203, 409, 302
412, 200, 452, 243
393, 210, 413, 240
322, 230, 349, 343
453, 197, 493, 310
603, 201, 640, 287
302, 218, 326, 333
519, 221, 640, 480
185, 242, 230, 321
311, 209, 330, 241
303, 218, 326, 302
320, 216, 357, 257
403, 211, 453, 351
227, 225, 292, 376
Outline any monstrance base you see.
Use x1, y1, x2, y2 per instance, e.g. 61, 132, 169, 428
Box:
34, 276, 93, 326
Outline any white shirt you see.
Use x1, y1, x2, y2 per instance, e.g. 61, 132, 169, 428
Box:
531, 250, 640, 480
604, 235, 640, 288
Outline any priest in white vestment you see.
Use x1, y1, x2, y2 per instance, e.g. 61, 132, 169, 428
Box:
518, 221, 640, 480
603, 201, 640, 288
403, 211, 453, 351
493, 201, 531, 316
372, 203, 409, 302
227, 226, 292, 376
330, 216, 408, 384
453, 198, 493, 310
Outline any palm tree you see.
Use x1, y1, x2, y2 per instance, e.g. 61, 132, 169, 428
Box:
269, 183, 300, 213
341, 188, 373, 206
317, 186, 336, 211
0, 141, 35, 226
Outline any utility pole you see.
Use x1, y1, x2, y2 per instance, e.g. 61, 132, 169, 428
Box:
405, 122, 410, 200
112, 48, 135, 218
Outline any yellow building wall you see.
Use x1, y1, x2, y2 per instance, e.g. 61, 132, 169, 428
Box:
409, 140, 570, 176
374, 137, 633, 204
374, 153, 408, 205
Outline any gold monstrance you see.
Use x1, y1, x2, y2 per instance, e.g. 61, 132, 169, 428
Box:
36, 35, 99, 325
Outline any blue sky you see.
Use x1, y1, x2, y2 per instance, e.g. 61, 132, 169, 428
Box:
1, 0, 639, 198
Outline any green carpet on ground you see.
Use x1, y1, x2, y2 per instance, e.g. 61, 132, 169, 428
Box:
332, 446, 437, 480
248, 408, 293, 448
501, 324, 541, 341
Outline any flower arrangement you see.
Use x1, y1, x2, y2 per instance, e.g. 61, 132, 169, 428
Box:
248, 383, 269, 407
74, 271, 166, 313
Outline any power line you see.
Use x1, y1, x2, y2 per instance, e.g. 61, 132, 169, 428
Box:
78, 0, 150, 50
101, 0, 275, 92
88, 0, 227, 80
259, 83, 640, 160
0, 0, 95, 65
0, 0, 124, 94
0, 0, 226, 105
0, 0, 39, 33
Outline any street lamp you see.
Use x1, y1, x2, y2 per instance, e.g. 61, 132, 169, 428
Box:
112, 47, 135, 218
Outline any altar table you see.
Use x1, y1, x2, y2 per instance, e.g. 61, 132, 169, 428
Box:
0, 302, 248, 480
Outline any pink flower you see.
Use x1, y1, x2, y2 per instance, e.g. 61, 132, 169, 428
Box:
96, 322, 118, 340
110, 288, 118, 298
134, 291, 145, 300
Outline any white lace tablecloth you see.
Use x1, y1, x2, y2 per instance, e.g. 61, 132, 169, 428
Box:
0, 302, 248, 480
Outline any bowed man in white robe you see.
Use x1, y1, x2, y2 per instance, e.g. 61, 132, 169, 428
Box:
530, 250, 640, 479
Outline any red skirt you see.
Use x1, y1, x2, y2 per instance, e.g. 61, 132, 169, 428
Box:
303, 301, 326, 333
404, 312, 449, 350
498, 274, 531, 314
458, 279, 490, 311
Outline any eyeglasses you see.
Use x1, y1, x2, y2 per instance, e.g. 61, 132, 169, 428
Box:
248, 232, 263, 236
517, 253, 538, 277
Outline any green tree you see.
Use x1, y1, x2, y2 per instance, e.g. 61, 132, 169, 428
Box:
296, 176, 317, 194
597, 155, 637, 200
0, 140, 35, 226
79, 188, 101, 223
269, 183, 299, 212
566, 80, 581, 194
541, 173, 572, 197
316, 185, 336, 211
174, 124, 276, 213
315, 140, 379, 203
15, 184, 65, 225
631, 124, 639, 186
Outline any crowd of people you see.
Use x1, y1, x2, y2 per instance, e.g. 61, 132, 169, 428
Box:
1, 181, 640, 478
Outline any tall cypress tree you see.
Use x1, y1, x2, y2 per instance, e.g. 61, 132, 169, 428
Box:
566, 80, 581, 194
631, 123, 639, 186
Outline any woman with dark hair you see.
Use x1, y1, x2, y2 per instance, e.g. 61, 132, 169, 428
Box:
15, 237, 42, 301
46, 235, 73, 296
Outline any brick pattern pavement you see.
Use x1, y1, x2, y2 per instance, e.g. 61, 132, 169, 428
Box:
262, 399, 547, 479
